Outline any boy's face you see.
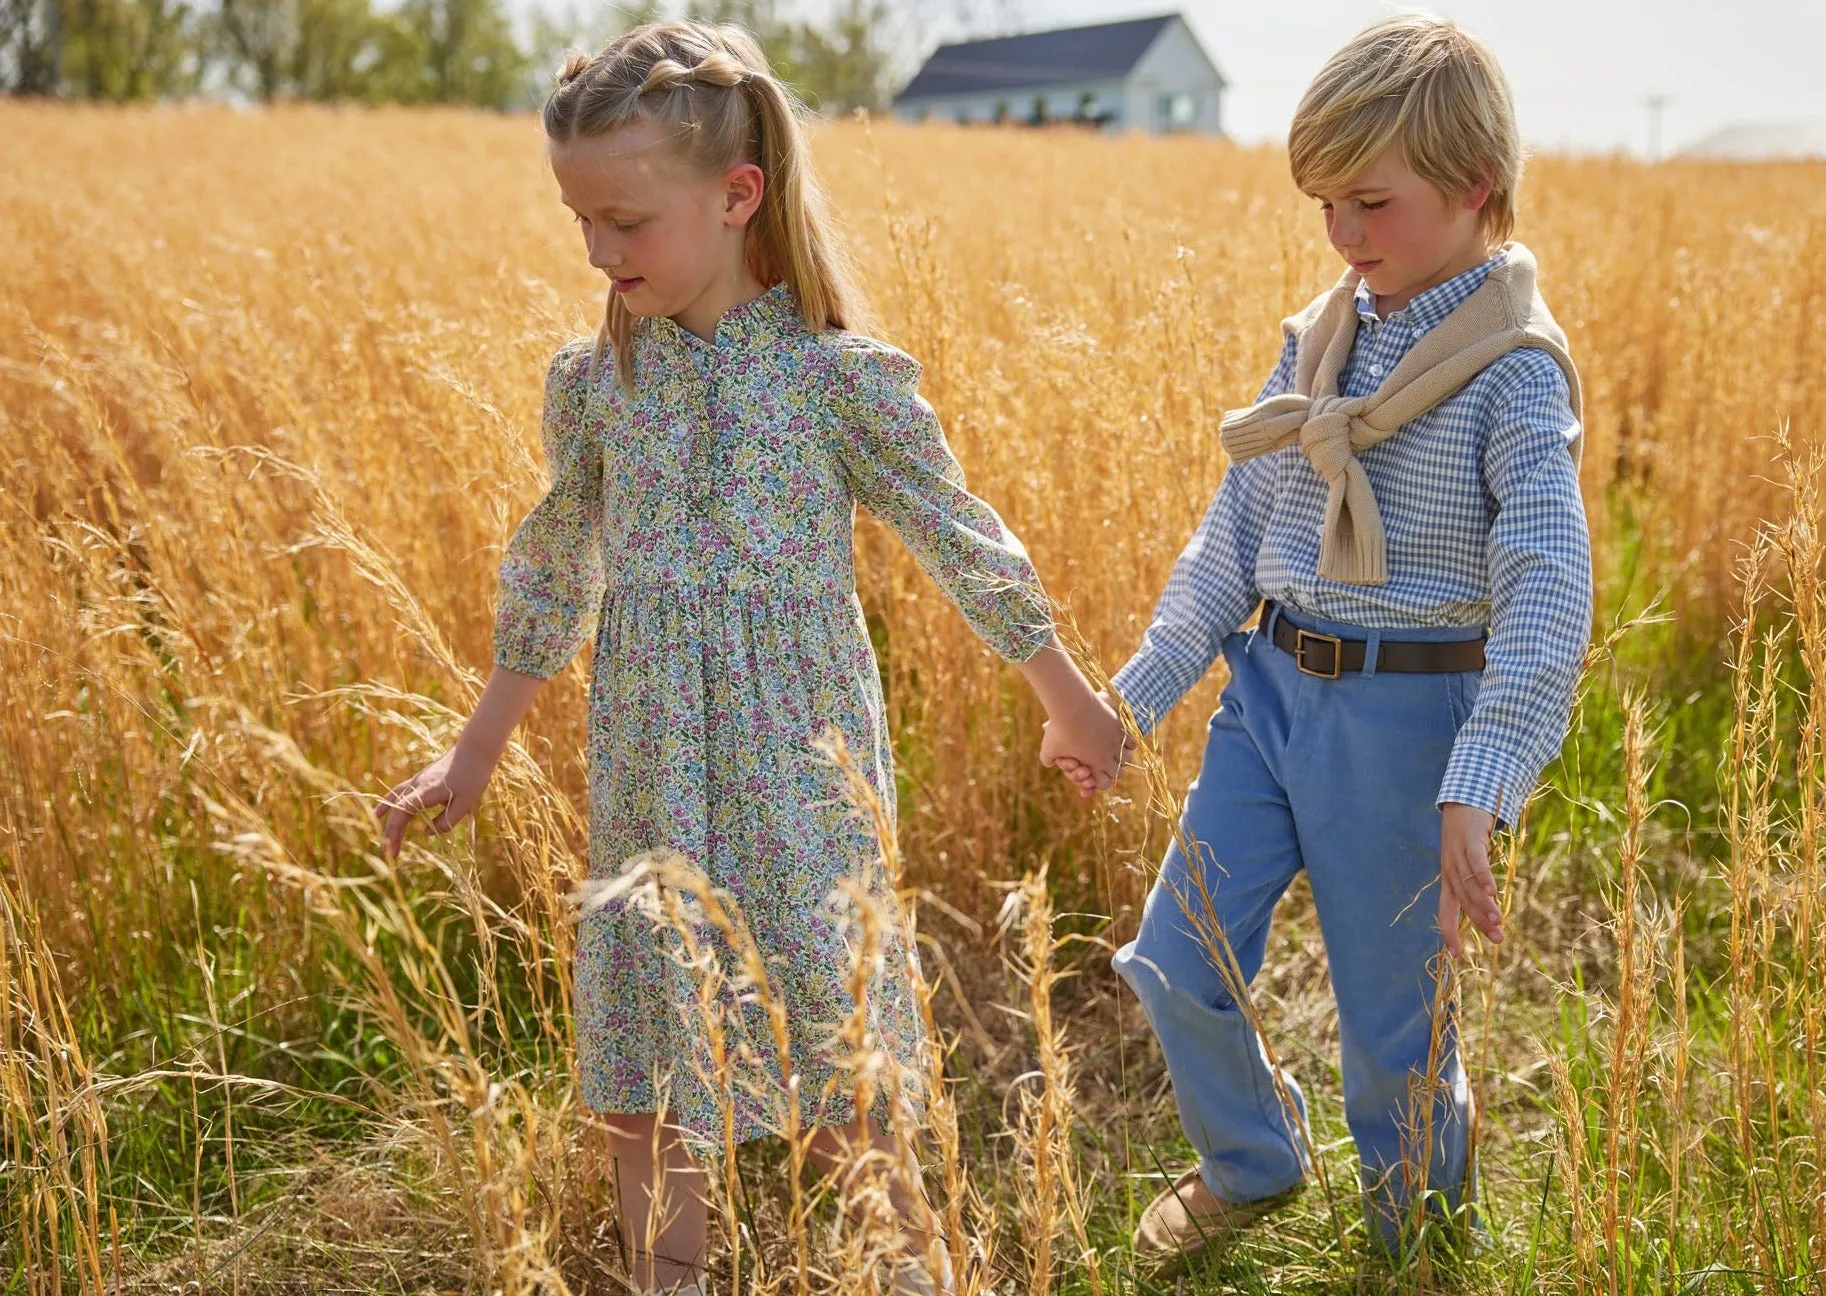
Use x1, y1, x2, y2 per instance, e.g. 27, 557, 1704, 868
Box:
1310, 147, 1492, 316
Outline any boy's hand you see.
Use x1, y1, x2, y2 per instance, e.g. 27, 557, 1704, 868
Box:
1438, 802, 1502, 956
373, 745, 497, 861
1041, 690, 1133, 799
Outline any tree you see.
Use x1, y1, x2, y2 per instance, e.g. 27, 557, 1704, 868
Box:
389, 0, 528, 107
54, 0, 202, 98
290, 0, 389, 100
212, 0, 295, 99
791, 0, 896, 113
1, 0, 63, 93
7, 0, 925, 111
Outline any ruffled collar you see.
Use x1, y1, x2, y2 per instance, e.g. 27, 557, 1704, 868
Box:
640, 279, 803, 357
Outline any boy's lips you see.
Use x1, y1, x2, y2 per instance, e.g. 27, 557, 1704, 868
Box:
1350, 258, 1383, 274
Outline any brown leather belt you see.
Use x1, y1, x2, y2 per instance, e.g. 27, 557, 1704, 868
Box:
1263, 600, 1485, 678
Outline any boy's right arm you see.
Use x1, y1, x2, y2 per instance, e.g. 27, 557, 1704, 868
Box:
1106, 336, 1295, 737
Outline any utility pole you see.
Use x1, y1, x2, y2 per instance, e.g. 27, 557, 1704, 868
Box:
1646, 93, 1669, 160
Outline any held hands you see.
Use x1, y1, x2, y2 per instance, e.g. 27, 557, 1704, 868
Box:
1042, 689, 1134, 799
1439, 802, 1503, 956
372, 744, 498, 861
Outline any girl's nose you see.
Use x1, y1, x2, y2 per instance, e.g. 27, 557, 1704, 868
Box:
586, 235, 620, 272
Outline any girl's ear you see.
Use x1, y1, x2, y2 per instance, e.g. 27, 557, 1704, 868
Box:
722, 162, 765, 227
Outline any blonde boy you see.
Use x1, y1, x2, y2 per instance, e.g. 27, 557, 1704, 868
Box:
1082, 12, 1591, 1269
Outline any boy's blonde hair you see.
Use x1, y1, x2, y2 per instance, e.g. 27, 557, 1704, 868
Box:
543, 20, 866, 387
1288, 12, 1521, 245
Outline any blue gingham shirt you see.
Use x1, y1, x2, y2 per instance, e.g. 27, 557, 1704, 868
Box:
1111, 251, 1592, 819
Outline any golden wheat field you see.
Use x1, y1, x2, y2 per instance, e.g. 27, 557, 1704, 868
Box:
5, 101, 1826, 1294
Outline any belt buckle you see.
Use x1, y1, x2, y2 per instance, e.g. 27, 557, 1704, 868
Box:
1294, 627, 1343, 679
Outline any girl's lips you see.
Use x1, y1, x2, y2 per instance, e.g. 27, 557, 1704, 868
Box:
611, 276, 645, 293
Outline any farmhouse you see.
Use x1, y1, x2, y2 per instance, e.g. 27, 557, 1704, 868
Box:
890, 12, 1226, 135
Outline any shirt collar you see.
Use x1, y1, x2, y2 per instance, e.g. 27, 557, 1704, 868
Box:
1352, 248, 1506, 334
641, 279, 802, 356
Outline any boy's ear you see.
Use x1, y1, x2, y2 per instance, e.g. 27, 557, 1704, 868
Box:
1462, 164, 1495, 213
723, 161, 765, 227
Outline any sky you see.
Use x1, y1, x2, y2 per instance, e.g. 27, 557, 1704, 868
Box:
964, 0, 1826, 155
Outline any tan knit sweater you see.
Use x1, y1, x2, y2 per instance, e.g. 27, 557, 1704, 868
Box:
1219, 242, 1583, 586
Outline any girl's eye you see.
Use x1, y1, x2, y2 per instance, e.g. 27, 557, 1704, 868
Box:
1361, 199, 1389, 211
613, 220, 643, 233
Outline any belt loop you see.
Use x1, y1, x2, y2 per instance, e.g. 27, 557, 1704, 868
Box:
1362, 629, 1381, 678
1261, 599, 1281, 646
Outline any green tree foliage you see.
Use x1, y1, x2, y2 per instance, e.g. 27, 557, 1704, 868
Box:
0, 0, 62, 92
3, 0, 916, 111
42, 0, 201, 98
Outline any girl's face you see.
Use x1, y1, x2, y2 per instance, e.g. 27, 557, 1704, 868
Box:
550, 117, 764, 330
1310, 146, 1492, 316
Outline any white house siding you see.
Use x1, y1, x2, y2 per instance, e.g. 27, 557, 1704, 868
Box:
1122, 16, 1224, 134
894, 80, 1129, 127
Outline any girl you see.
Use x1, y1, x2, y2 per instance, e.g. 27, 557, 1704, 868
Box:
373, 20, 1124, 1296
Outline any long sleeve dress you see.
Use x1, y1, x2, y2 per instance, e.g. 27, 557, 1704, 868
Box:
492, 281, 1054, 1144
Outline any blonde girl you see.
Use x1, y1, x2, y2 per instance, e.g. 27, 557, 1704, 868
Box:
373, 19, 1124, 1295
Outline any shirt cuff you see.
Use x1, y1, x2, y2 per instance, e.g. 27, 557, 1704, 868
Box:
1436, 741, 1535, 826
1109, 651, 1186, 739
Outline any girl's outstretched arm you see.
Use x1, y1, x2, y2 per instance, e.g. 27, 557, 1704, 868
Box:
827, 337, 1124, 787
375, 339, 610, 860
1021, 638, 1128, 794
373, 664, 546, 860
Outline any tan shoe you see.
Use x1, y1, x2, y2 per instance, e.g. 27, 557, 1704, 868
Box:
1133, 1168, 1301, 1276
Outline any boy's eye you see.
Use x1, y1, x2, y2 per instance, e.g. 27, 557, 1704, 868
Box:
612, 220, 643, 233
1361, 198, 1389, 211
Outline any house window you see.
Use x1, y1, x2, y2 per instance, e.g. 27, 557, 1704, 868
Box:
955, 106, 971, 124
1159, 91, 1197, 129
1077, 91, 1098, 121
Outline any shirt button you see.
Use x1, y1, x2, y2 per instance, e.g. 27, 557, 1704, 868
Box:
1369, 362, 1384, 376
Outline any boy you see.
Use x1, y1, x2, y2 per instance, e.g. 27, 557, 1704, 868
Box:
1067, 11, 1591, 1268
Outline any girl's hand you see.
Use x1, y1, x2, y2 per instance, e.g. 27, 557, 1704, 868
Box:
1047, 691, 1136, 798
1438, 802, 1502, 956
373, 745, 498, 861
1040, 690, 1128, 798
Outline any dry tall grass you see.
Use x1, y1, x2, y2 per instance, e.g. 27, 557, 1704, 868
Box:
4, 103, 1826, 1292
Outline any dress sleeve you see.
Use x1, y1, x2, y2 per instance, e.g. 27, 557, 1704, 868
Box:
492, 340, 609, 680
828, 336, 1054, 664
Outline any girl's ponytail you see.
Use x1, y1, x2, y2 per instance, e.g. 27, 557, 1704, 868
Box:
739, 69, 855, 340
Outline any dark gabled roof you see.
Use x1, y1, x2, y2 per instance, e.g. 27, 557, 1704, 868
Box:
893, 14, 1180, 103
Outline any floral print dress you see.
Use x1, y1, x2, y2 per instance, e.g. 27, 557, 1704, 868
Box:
493, 282, 1053, 1144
